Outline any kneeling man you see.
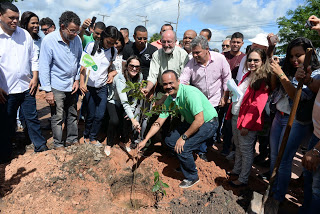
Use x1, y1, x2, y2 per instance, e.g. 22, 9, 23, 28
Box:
138, 70, 218, 188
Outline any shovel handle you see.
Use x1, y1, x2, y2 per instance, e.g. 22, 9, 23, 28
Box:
268, 48, 313, 192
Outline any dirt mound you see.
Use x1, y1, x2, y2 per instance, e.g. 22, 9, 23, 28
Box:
0, 141, 247, 213
170, 186, 245, 213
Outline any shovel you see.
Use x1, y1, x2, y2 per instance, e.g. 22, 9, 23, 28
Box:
248, 48, 313, 214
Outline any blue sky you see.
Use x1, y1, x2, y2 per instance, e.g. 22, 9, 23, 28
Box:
15, 0, 305, 52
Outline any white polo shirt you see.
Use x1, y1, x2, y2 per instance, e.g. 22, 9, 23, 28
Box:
0, 26, 38, 94
84, 41, 117, 88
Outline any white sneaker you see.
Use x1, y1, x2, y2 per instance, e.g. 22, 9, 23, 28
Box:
104, 146, 111, 157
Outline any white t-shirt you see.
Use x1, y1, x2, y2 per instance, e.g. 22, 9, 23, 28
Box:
84, 41, 117, 88
231, 74, 251, 116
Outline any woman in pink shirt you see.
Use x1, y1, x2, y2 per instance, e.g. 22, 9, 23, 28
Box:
226, 48, 271, 186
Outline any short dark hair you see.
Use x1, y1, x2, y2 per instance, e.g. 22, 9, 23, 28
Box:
162, 70, 178, 80
94, 21, 105, 30
201, 29, 212, 40
161, 24, 173, 31
20, 11, 40, 40
39, 17, 55, 27
0, 2, 19, 14
134, 25, 147, 35
231, 32, 244, 40
120, 27, 129, 34
59, 11, 81, 28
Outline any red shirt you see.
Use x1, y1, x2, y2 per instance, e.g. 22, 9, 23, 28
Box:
223, 51, 246, 79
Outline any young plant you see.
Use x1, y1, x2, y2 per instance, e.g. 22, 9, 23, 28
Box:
152, 171, 169, 195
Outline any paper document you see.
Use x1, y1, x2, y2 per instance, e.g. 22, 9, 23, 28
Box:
227, 79, 243, 102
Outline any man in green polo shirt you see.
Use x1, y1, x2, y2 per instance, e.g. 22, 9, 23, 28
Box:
138, 70, 219, 188
79, 18, 106, 49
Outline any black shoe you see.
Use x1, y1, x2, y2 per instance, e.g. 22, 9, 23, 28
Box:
229, 180, 247, 187
258, 171, 270, 180
226, 171, 239, 176
179, 177, 200, 188
35, 145, 49, 153
175, 167, 182, 173
199, 153, 208, 162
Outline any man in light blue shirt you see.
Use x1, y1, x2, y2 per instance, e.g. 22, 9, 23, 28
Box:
39, 11, 82, 150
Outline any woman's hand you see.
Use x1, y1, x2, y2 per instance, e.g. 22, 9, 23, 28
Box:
131, 118, 141, 132
270, 58, 284, 76
295, 66, 312, 84
79, 81, 88, 96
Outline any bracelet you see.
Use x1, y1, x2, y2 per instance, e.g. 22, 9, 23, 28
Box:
278, 73, 285, 78
312, 147, 320, 157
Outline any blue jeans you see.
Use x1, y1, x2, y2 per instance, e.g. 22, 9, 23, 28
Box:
51, 89, 78, 147
0, 95, 11, 162
301, 134, 320, 213
83, 85, 108, 141
270, 111, 313, 201
6, 90, 47, 152
165, 117, 218, 180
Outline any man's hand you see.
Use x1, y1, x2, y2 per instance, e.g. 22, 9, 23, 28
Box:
219, 97, 225, 107
141, 88, 150, 96
174, 137, 185, 154
302, 149, 320, 171
309, 15, 320, 34
267, 33, 278, 47
71, 80, 79, 95
46, 91, 55, 106
137, 139, 148, 151
81, 18, 91, 30
240, 128, 249, 136
131, 118, 141, 133
0, 88, 8, 104
29, 76, 38, 96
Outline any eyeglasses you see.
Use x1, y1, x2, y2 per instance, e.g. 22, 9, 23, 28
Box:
222, 45, 230, 47
41, 25, 52, 32
161, 40, 174, 44
66, 27, 80, 35
128, 64, 140, 69
247, 58, 261, 63
137, 37, 148, 41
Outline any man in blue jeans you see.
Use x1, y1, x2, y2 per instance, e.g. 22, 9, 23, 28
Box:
0, 2, 48, 163
39, 11, 82, 150
138, 70, 218, 188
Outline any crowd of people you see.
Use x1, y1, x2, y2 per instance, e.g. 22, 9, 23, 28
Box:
1, 2, 320, 212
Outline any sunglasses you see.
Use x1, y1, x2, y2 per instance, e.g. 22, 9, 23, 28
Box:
222, 45, 230, 47
41, 25, 52, 32
247, 58, 261, 63
137, 37, 148, 41
128, 64, 140, 69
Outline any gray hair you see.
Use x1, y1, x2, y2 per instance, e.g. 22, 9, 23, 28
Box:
190, 35, 209, 49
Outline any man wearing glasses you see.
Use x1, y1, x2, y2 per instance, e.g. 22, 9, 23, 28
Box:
122, 25, 157, 80
39, 11, 82, 150
221, 38, 231, 52
39, 17, 55, 35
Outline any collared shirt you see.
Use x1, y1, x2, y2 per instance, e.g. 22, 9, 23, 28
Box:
84, 41, 117, 88
39, 31, 82, 92
159, 84, 217, 124
147, 46, 189, 85
180, 51, 231, 107
222, 51, 245, 80
0, 26, 38, 94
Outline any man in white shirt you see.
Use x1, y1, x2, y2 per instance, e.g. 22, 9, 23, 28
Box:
0, 2, 48, 163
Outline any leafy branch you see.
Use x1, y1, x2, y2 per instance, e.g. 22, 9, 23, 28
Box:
152, 171, 169, 195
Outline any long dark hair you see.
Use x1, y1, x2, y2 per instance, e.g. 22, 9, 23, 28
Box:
282, 37, 320, 77
20, 11, 40, 41
117, 32, 125, 54
245, 48, 272, 90
123, 55, 141, 83
97, 25, 119, 53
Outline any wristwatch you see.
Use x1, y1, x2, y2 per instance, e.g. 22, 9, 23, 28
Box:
181, 134, 188, 140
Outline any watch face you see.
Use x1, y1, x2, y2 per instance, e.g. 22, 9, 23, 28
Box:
182, 135, 187, 140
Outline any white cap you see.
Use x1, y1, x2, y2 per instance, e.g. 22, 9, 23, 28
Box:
248, 33, 269, 47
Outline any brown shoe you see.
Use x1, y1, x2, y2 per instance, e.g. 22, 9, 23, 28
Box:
54, 146, 66, 151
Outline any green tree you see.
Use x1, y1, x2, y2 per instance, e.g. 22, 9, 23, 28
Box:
149, 33, 161, 43
277, 0, 320, 54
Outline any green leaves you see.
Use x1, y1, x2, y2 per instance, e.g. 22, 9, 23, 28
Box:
152, 171, 169, 196
277, 0, 320, 54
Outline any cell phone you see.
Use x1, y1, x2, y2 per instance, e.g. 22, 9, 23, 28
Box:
90, 16, 96, 29
305, 20, 314, 29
